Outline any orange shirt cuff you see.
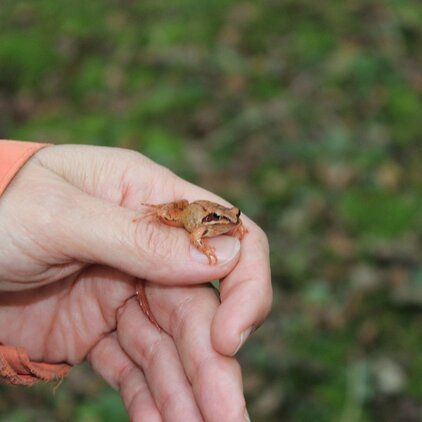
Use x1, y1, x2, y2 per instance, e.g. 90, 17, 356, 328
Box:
0, 140, 50, 196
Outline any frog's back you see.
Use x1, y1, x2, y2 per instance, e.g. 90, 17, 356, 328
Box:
181, 203, 204, 232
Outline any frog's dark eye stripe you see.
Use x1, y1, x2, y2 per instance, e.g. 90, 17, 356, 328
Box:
236, 209, 241, 217
202, 213, 221, 223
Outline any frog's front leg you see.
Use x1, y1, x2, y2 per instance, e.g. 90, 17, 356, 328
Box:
189, 227, 218, 265
231, 222, 248, 240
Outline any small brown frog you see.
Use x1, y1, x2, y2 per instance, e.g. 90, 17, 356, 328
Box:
139, 199, 248, 264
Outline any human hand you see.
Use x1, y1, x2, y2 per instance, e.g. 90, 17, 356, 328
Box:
0, 144, 272, 420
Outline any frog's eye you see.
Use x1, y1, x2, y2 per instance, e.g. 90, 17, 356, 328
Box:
236, 209, 241, 217
203, 213, 221, 223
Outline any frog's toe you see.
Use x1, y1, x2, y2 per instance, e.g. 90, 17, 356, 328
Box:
206, 249, 218, 265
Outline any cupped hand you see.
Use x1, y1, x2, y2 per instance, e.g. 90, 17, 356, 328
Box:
0, 144, 272, 421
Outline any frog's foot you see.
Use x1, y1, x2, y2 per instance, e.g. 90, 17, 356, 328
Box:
132, 203, 160, 222
132, 208, 157, 223
201, 242, 218, 265
190, 235, 218, 265
206, 247, 218, 264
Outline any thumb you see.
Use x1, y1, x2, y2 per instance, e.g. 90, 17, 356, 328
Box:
58, 191, 241, 284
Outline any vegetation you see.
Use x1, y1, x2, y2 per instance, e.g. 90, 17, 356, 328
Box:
1, 1, 421, 420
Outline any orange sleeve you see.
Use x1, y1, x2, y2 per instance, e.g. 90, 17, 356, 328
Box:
0, 140, 72, 386
0, 343, 71, 386
0, 140, 49, 196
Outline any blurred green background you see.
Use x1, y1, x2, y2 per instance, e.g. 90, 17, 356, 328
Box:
1, 1, 422, 421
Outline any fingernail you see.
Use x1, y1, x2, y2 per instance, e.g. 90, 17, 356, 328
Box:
190, 236, 240, 264
234, 327, 253, 355
244, 408, 251, 422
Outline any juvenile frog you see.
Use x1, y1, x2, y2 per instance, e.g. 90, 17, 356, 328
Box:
139, 199, 248, 264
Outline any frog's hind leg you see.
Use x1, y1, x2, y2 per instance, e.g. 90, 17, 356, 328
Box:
132, 210, 156, 223
133, 200, 189, 223
141, 200, 189, 211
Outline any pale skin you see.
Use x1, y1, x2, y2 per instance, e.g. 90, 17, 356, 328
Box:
0, 144, 272, 422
